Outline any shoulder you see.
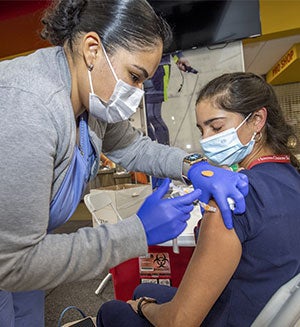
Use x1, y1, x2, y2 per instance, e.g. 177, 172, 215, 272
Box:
241, 163, 300, 195
0, 47, 74, 131
0, 47, 68, 92
234, 163, 300, 241
0, 47, 75, 164
0, 47, 70, 104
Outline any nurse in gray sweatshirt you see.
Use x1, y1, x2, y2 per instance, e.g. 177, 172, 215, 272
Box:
0, 0, 248, 325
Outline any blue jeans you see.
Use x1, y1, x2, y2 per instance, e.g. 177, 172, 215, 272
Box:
0, 290, 45, 327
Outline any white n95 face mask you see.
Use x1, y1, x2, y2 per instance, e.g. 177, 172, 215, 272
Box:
200, 113, 256, 166
88, 44, 144, 123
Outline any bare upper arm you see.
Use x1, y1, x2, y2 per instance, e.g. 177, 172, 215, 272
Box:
155, 200, 242, 326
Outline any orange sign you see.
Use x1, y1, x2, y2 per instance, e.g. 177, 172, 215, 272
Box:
271, 48, 296, 78
266, 43, 300, 85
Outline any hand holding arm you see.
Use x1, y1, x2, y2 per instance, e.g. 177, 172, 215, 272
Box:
187, 161, 249, 229
137, 178, 202, 245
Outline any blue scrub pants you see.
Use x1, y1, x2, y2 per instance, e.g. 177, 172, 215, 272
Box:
0, 290, 45, 327
97, 283, 177, 326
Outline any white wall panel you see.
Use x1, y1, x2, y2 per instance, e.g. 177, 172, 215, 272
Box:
162, 41, 245, 153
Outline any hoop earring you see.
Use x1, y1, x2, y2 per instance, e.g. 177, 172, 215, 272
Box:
88, 64, 94, 71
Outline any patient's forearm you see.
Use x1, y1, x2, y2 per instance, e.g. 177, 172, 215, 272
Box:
142, 301, 181, 327
143, 300, 198, 327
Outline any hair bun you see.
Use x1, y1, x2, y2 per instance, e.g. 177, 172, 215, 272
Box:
41, 0, 87, 46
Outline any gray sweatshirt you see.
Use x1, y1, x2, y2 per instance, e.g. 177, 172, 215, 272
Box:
0, 46, 188, 291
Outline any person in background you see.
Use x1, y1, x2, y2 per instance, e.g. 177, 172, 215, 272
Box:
144, 52, 196, 146
144, 52, 197, 189
0, 0, 248, 324
97, 72, 300, 327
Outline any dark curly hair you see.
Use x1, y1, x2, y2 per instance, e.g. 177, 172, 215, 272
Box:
196, 72, 300, 170
41, 0, 172, 54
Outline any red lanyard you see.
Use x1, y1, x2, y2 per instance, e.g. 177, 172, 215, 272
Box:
248, 155, 291, 170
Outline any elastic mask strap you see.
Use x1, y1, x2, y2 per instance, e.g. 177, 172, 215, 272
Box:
88, 70, 94, 94
100, 43, 118, 82
236, 112, 252, 131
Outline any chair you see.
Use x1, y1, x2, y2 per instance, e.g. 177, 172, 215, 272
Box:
84, 184, 152, 295
251, 272, 300, 327
84, 191, 123, 295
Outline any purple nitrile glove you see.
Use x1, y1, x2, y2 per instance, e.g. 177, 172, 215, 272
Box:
188, 161, 249, 229
138, 178, 202, 245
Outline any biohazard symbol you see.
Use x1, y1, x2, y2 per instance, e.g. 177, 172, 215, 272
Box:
153, 253, 169, 268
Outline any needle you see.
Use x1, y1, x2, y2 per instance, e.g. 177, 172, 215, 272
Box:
194, 200, 217, 213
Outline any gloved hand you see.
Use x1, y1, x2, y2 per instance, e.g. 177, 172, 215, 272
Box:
137, 178, 202, 245
187, 161, 249, 229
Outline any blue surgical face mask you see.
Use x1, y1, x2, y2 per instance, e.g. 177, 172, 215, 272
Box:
88, 44, 144, 123
200, 113, 256, 166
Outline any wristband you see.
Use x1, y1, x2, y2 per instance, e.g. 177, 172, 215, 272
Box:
182, 153, 207, 184
137, 297, 157, 321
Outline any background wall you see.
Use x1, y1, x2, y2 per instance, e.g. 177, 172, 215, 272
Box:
258, 0, 300, 39
160, 41, 244, 153
0, 0, 50, 59
274, 82, 300, 156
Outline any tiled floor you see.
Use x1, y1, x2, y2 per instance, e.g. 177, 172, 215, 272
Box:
45, 204, 115, 327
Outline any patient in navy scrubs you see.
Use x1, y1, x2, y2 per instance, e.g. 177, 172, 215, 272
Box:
97, 72, 300, 327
